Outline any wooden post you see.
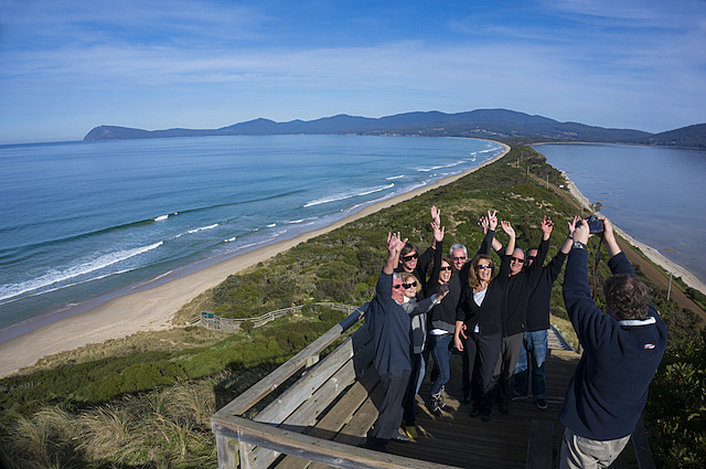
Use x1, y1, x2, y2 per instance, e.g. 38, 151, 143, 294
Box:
306, 353, 320, 368
667, 272, 673, 301
216, 434, 240, 469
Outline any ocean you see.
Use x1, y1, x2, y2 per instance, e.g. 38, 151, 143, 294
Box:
534, 143, 706, 283
0, 134, 504, 335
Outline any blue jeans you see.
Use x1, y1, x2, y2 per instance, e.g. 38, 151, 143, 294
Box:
514, 329, 548, 399
430, 333, 452, 396
403, 353, 424, 425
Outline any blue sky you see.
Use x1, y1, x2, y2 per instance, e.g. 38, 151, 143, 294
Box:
1, 0, 705, 143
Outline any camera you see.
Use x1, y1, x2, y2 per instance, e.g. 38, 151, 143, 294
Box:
585, 215, 604, 234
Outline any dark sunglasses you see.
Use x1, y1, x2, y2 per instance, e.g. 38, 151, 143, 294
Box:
440, 266, 452, 272
452, 256, 467, 262
527, 256, 536, 261
477, 264, 493, 270
393, 284, 405, 289
402, 281, 417, 288
510, 256, 525, 263
402, 253, 418, 261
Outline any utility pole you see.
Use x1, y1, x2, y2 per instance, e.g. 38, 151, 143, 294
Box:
546, 175, 549, 188
667, 272, 673, 301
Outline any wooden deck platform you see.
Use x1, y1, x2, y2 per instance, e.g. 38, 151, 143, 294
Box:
384, 348, 580, 468
212, 309, 652, 469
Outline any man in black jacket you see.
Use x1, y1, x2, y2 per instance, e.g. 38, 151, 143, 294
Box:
485, 216, 552, 414
513, 216, 580, 410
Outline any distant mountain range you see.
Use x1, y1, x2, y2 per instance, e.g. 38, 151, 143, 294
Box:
84, 109, 706, 149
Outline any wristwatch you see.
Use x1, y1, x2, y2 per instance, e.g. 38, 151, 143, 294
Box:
573, 241, 587, 250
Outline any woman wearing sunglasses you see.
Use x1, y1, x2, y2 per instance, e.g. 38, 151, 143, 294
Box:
399, 271, 448, 430
455, 218, 515, 422
425, 249, 462, 416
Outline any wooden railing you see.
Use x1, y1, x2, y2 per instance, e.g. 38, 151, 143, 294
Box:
192, 302, 358, 332
210, 304, 458, 469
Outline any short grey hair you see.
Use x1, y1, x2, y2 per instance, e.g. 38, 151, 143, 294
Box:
449, 243, 468, 257
393, 272, 403, 281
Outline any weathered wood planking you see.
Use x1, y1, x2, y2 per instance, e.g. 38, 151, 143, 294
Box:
526, 420, 554, 469
248, 337, 376, 468
216, 305, 366, 418
256, 326, 372, 425
213, 416, 464, 469
275, 365, 383, 469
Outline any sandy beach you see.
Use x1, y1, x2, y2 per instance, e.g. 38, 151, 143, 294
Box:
0, 142, 510, 378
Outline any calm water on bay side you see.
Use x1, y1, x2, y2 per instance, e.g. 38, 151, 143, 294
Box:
0, 135, 504, 333
535, 143, 706, 283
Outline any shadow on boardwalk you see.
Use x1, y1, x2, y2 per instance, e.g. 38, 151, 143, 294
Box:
386, 347, 580, 468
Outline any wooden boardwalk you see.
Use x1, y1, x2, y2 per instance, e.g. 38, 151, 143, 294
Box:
385, 348, 580, 468
212, 311, 651, 469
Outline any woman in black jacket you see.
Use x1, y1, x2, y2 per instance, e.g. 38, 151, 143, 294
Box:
425, 253, 461, 415
455, 220, 514, 421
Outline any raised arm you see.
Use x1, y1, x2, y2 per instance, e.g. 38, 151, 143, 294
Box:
544, 216, 581, 282
384, 232, 407, 275
601, 217, 622, 259
540, 215, 553, 242
418, 208, 445, 280
559, 216, 581, 255
478, 210, 503, 254
501, 220, 516, 256
563, 219, 606, 347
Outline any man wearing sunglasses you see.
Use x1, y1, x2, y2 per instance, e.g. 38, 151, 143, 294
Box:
479, 213, 552, 415
365, 231, 428, 451
513, 216, 580, 410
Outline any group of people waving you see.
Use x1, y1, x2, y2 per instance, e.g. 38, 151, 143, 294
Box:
365, 204, 667, 469
365, 205, 578, 449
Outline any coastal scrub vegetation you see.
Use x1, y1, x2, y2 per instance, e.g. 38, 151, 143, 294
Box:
1, 146, 704, 467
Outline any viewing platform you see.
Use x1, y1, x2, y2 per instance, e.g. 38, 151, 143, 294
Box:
211, 306, 655, 468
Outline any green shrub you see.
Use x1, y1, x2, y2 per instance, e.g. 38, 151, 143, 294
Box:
645, 328, 706, 468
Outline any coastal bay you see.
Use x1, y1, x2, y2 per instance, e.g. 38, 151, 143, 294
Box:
535, 143, 706, 286
0, 142, 509, 378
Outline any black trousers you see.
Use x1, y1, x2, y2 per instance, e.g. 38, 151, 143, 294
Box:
464, 332, 502, 416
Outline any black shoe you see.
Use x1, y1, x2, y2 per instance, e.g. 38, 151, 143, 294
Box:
536, 398, 548, 410
469, 407, 480, 418
499, 403, 510, 415
481, 413, 492, 422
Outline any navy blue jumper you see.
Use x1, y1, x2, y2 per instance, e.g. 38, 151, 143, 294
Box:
559, 249, 667, 441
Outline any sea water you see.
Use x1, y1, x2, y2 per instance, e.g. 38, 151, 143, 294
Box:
535, 143, 706, 283
0, 134, 504, 334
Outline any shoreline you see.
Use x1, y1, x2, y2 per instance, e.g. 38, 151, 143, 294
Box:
0, 142, 510, 378
561, 171, 706, 294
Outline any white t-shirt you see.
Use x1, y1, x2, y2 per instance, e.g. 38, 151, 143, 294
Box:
472, 287, 488, 333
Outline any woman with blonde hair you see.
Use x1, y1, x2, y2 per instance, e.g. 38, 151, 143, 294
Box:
399, 270, 447, 430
